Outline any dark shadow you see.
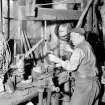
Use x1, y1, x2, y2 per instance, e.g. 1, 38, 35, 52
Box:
86, 31, 105, 81
8, 39, 15, 64
23, 58, 34, 80
36, 0, 52, 8
86, 31, 105, 66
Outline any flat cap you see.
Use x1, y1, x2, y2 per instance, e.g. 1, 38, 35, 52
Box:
71, 28, 85, 35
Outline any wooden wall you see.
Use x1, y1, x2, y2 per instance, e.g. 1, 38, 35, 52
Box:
0, 0, 99, 54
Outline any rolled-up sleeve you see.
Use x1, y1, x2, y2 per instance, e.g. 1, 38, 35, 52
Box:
61, 48, 85, 71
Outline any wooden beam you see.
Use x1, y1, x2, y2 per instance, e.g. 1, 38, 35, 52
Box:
76, 0, 94, 28
56, 0, 81, 3
5, 6, 81, 21
44, 0, 81, 4
86, 6, 93, 31
26, 7, 82, 20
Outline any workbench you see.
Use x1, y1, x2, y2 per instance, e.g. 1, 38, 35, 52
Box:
0, 81, 39, 105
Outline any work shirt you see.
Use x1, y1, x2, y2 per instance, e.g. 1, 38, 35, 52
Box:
48, 39, 100, 105
69, 40, 100, 105
61, 40, 98, 78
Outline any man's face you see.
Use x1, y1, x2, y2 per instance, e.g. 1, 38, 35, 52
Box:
70, 32, 81, 46
58, 26, 68, 40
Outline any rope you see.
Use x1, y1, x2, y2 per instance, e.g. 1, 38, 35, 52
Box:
0, 33, 11, 75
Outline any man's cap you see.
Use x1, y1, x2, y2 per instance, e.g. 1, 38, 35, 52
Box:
70, 28, 85, 35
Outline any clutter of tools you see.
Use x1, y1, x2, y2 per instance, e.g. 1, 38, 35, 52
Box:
0, 31, 72, 105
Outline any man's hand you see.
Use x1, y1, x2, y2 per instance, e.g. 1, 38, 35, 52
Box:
48, 54, 62, 64
56, 63, 62, 68
65, 44, 73, 53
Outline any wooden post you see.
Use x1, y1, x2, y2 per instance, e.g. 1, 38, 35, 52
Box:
38, 88, 44, 105
83, 0, 93, 32
86, 6, 93, 31
7, 0, 10, 40
92, 0, 99, 33
18, 0, 26, 54
46, 89, 52, 105
0, 0, 3, 33
76, 0, 94, 28
39, 92, 43, 105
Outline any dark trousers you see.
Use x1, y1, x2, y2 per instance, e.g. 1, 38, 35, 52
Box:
70, 77, 100, 105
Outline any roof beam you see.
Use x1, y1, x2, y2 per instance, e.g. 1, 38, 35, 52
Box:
26, 7, 82, 21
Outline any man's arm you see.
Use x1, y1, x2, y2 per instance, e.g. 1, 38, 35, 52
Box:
49, 48, 85, 72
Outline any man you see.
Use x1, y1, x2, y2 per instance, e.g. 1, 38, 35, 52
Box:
46, 23, 72, 57
48, 28, 100, 105
55, 23, 73, 59
47, 23, 73, 105
55, 23, 73, 96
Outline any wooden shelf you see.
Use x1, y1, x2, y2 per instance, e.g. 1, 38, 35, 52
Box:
26, 7, 82, 21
